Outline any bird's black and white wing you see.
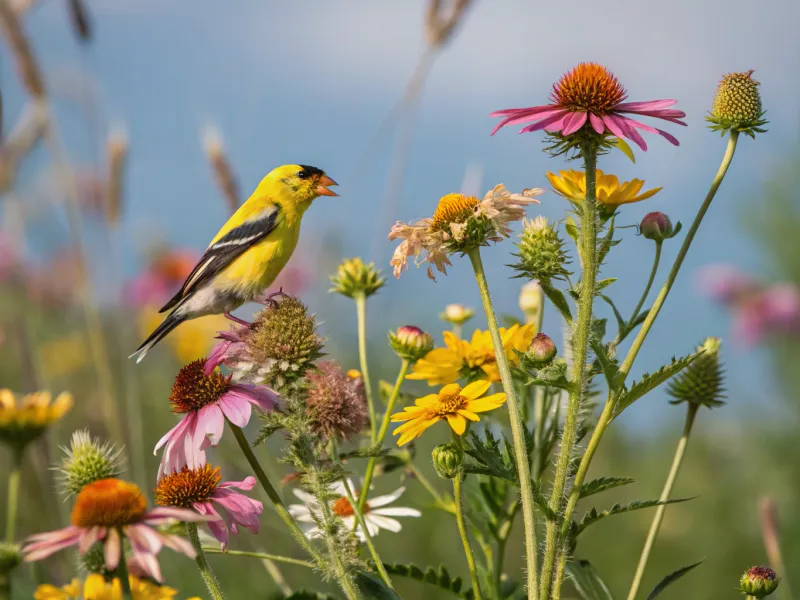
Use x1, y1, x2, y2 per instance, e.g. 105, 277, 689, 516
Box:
159, 204, 281, 313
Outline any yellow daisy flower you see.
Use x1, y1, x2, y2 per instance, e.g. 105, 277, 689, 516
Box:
34, 574, 199, 600
546, 169, 662, 207
408, 323, 535, 385
391, 380, 506, 445
34, 578, 81, 599
0, 389, 72, 451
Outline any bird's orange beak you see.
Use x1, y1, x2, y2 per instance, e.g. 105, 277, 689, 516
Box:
315, 174, 338, 197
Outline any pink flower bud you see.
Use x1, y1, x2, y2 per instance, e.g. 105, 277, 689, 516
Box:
640, 212, 673, 242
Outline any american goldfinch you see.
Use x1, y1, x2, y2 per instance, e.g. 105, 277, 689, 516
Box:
132, 164, 337, 362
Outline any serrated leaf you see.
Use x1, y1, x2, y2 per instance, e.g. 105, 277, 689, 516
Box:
578, 497, 694, 534
615, 137, 636, 163
380, 563, 463, 597
463, 430, 517, 482
540, 281, 573, 323
645, 559, 705, 600
578, 476, 636, 499
355, 572, 401, 599
614, 351, 704, 418
591, 340, 620, 390
565, 560, 614, 600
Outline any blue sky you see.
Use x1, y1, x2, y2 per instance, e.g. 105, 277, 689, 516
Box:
4, 0, 799, 428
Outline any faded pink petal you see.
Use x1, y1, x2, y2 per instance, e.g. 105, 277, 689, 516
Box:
218, 393, 251, 427
104, 528, 121, 571
128, 552, 163, 583
218, 476, 257, 491
204, 340, 233, 374
125, 524, 163, 554
195, 502, 229, 549
228, 383, 279, 413
615, 99, 678, 111
78, 526, 105, 554
22, 527, 82, 561
195, 403, 225, 450
158, 532, 197, 558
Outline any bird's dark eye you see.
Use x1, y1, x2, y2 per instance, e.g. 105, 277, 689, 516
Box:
296, 169, 310, 180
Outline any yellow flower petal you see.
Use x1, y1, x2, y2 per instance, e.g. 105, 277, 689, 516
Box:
0, 389, 16, 410
414, 394, 441, 407
396, 417, 439, 446
49, 392, 73, 420
465, 393, 507, 413
439, 383, 462, 397
446, 413, 467, 436
457, 409, 480, 422
460, 380, 491, 400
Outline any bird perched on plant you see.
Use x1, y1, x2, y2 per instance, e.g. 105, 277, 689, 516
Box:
131, 164, 337, 362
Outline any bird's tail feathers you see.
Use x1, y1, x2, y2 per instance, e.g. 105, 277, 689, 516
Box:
130, 312, 186, 363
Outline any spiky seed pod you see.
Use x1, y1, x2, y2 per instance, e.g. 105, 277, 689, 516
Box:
667, 337, 726, 408
330, 257, 385, 299
305, 362, 368, 441
740, 566, 780, 598
431, 444, 462, 479
707, 70, 768, 138
247, 296, 325, 391
0, 542, 21, 575
511, 217, 571, 282
389, 325, 433, 362
56, 430, 125, 498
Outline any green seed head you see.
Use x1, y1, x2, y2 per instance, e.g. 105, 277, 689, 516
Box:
511, 217, 571, 282
330, 257, 386, 299
667, 337, 726, 409
707, 70, 768, 138
56, 430, 125, 498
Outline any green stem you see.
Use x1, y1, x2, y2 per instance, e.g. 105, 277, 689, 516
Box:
357, 359, 410, 514
540, 146, 599, 600
468, 247, 539, 598
187, 523, 226, 600
4, 450, 22, 543
341, 478, 395, 590
202, 547, 314, 568
355, 293, 377, 443
627, 241, 662, 331
551, 131, 740, 599
317, 488, 363, 600
626, 404, 699, 600
228, 423, 321, 561
407, 463, 454, 512
454, 474, 483, 600
116, 531, 133, 600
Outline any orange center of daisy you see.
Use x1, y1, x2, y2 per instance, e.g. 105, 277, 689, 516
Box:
154, 464, 221, 508
550, 63, 627, 114
169, 359, 229, 413
331, 496, 368, 517
432, 392, 467, 416
71, 478, 148, 527
431, 193, 479, 230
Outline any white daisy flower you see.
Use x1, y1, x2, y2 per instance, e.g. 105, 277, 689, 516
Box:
288, 480, 421, 540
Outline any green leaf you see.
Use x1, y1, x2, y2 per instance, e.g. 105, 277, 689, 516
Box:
565, 560, 614, 600
540, 281, 573, 323
578, 497, 694, 534
599, 294, 627, 338
614, 351, 704, 418
355, 572, 401, 599
380, 563, 463, 597
615, 137, 636, 163
463, 430, 517, 482
591, 340, 620, 390
578, 476, 636, 499
565, 216, 580, 245
645, 559, 705, 600
595, 278, 617, 292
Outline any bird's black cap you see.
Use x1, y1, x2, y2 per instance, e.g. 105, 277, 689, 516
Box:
297, 165, 324, 179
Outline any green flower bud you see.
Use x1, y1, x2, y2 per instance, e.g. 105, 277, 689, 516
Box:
431, 444, 462, 479
667, 337, 726, 409
707, 70, 768, 138
79, 542, 113, 576
0, 543, 21, 575
330, 257, 386, 299
740, 566, 780, 598
511, 217, 571, 282
640, 212, 676, 242
56, 430, 124, 498
389, 326, 434, 362
527, 333, 557, 365
439, 304, 474, 327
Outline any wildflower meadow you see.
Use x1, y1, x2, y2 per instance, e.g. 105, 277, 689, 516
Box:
1, 2, 798, 600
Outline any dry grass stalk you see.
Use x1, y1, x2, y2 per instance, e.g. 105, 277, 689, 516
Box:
203, 127, 240, 214
0, 0, 44, 98
425, 0, 472, 48
105, 130, 128, 225
759, 497, 792, 599
67, 0, 91, 43
0, 101, 46, 193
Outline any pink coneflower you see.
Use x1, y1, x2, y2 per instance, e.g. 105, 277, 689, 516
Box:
155, 360, 278, 477
490, 62, 686, 150
154, 464, 263, 549
22, 478, 207, 583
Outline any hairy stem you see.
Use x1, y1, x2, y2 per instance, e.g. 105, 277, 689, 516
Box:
540, 147, 599, 600
551, 131, 740, 599
468, 247, 539, 598
358, 359, 410, 514
228, 423, 320, 561
454, 474, 483, 600
4, 450, 22, 543
355, 293, 377, 443
202, 547, 313, 568
317, 489, 363, 600
626, 404, 698, 600
187, 522, 226, 600
116, 532, 133, 600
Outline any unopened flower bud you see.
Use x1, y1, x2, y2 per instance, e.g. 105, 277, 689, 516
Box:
519, 282, 544, 322
707, 70, 768, 138
56, 430, 124, 498
431, 444, 462, 479
640, 212, 674, 242
667, 337, 726, 409
528, 333, 557, 365
440, 304, 474, 326
512, 217, 571, 282
80, 542, 112, 576
0, 542, 21, 575
330, 257, 386, 299
740, 566, 780, 598
389, 326, 434, 362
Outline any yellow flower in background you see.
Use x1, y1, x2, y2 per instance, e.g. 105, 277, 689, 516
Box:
547, 169, 662, 207
391, 380, 506, 445
139, 306, 229, 363
34, 578, 81, 599
38, 333, 90, 379
34, 574, 198, 600
0, 389, 72, 451
408, 323, 535, 385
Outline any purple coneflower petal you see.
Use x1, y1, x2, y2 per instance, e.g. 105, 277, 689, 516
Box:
104, 528, 121, 571
520, 110, 570, 134
615, 99, 677, 111
218, 476, 257, 491
23, 528, 82, 561
78, 526, 105, 554
125, 524, 163, 554
145, 506, 209, 524
491, 107, 571, 135
607, 114, 648, 150
653, 127, 680, 146
489, 104, 556, 118
218, 393, 252, 428
195, 403, 225, 450
195, 502, 229, 548
128, 552, 163, 583
230, 383, 279, 413
589, 113, 605, 134
204, 340, 232, 374
561, 111, 588, 136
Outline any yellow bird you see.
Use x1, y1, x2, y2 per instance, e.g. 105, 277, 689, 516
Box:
132, 164, 337, 362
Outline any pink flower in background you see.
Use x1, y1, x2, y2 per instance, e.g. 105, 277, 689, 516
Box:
491, 62, 686, 150
125, 249, 199, 308
700, 265, 800, 344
